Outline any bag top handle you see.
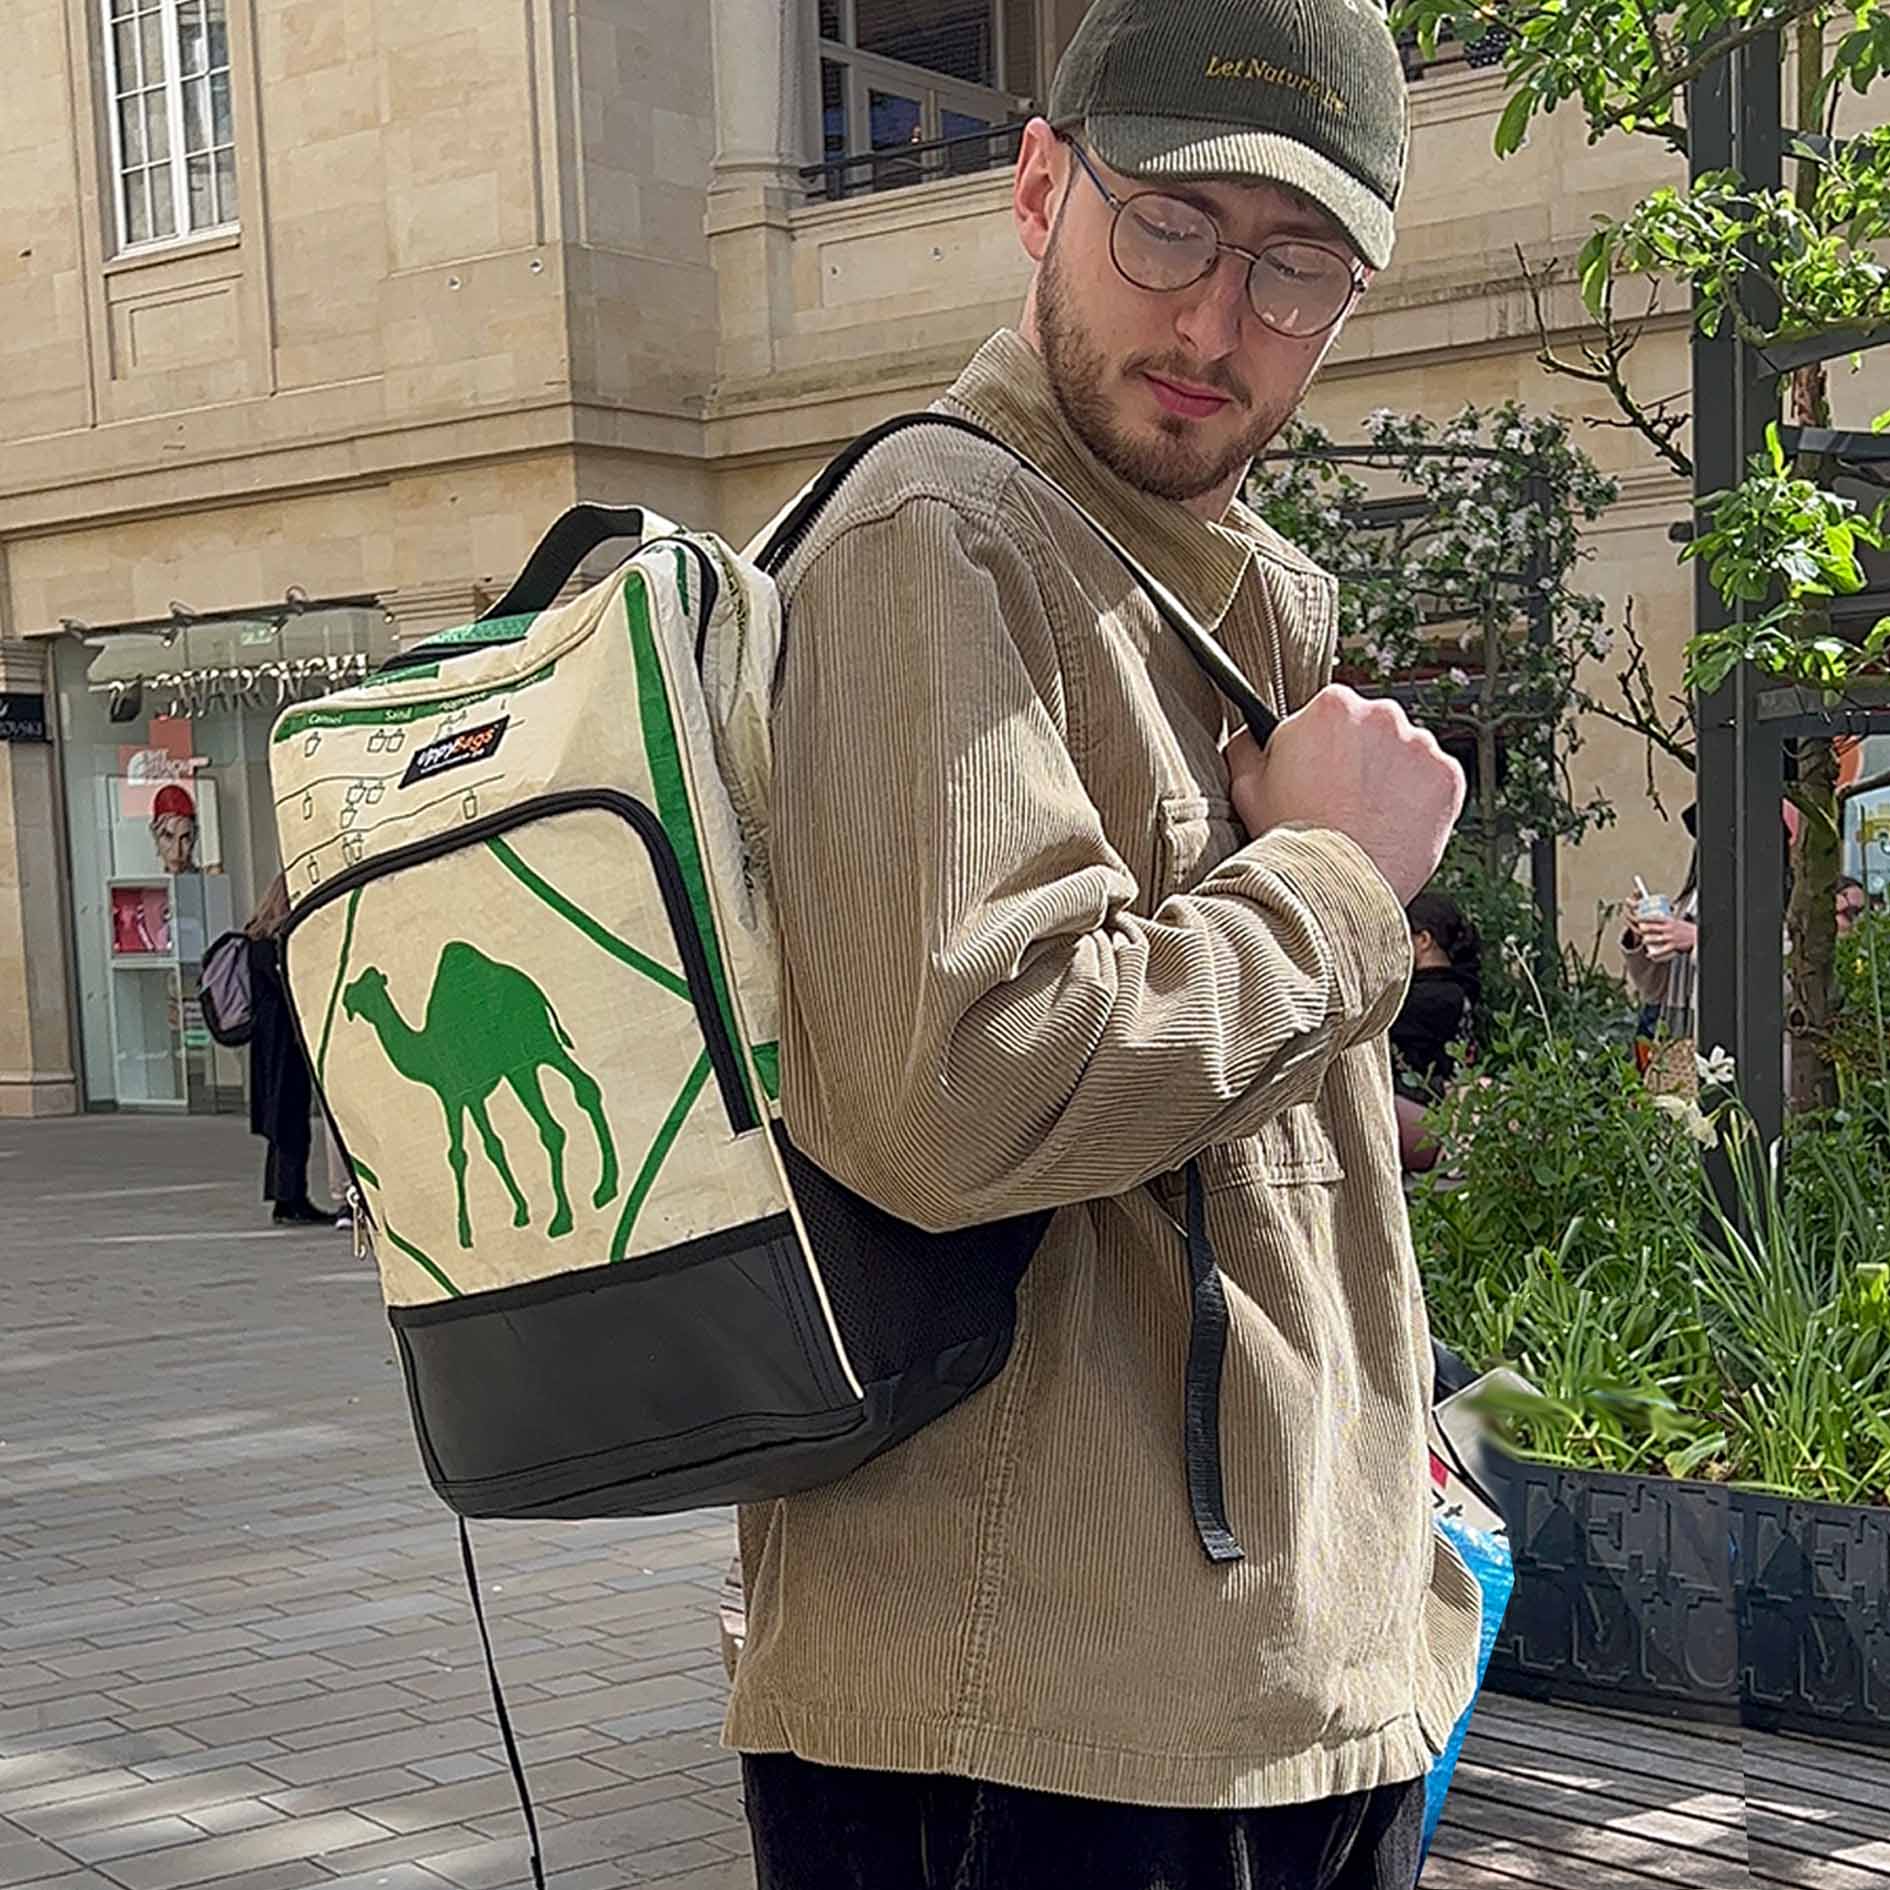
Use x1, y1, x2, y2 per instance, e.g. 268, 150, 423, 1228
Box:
477, 505, 676, 624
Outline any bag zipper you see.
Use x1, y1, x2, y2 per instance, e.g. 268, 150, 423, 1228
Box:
374, 539, 721, 682
378, 633, 525, 675
637, 537, 722, 672
305, 578, 625, 713
280, 1001, 380, 1254
283, 788, 758, 1138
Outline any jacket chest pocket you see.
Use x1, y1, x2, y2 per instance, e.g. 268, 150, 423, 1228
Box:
1155, 794, 1243, 903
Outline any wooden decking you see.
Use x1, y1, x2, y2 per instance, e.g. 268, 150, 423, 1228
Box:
1429, 1693, 1890, 1888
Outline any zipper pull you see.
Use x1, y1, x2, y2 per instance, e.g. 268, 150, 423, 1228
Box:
348, 1186, 370, 1263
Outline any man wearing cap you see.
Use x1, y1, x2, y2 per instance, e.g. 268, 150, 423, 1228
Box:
727, 1, 1480, 1883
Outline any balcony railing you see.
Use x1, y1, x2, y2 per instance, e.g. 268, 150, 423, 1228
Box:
797, 31, 1507, 204
800, 121, 1029, 204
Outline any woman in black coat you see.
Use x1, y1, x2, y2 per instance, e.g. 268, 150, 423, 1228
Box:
246, 874, 340, 1226
1390, 891, 1482, 1174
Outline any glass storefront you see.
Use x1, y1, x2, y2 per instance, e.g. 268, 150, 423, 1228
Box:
53, 606, 391, 1112
1846, 733, 1890, 902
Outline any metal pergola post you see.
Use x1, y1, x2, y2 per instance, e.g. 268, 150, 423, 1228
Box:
1690, 33, 1786, 1151
1524, 472, 1559, 978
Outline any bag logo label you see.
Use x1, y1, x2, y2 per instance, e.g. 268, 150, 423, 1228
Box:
401, 716, 509, 787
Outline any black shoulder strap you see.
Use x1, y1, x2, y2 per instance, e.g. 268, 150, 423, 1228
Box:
754, 413, 1279, 749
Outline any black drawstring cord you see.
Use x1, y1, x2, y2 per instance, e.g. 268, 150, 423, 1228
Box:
458, 1517, 547, 1888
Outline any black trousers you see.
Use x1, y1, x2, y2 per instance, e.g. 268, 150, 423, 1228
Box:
263, 1109, 312, 1207
744, 1753, 1426, 1890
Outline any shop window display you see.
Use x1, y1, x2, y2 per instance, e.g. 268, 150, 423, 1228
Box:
53, 605, 388, 1110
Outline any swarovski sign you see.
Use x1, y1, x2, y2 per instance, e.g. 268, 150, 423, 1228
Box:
111, 652, 372, 721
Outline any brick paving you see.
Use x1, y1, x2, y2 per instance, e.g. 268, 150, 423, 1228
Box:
11, 1115, 1808, 1890
0, 1116, 749, 1890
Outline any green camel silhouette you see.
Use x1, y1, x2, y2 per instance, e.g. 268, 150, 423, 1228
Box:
343, 944, 620, 1249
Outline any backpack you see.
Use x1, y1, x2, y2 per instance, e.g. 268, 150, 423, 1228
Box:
198, 930, 254, 1047
268, 415, 1277, 1549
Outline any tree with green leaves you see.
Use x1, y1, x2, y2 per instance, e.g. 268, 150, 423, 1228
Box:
1247, 406, 1619, 1011
1393, 0, 1890, 1111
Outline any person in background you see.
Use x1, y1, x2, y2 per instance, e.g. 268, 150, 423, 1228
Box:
1838, 876, 1867, 936
245, 874, 342, 1228
1390, 892, 1480, 1175
1623, 806, 1700, 1090
1392, 892, 1481, 1094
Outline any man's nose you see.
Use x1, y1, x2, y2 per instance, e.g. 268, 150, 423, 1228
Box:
1172, 254, 1248, 361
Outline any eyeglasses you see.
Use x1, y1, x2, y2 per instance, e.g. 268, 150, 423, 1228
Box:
1061, 137, 1365, 340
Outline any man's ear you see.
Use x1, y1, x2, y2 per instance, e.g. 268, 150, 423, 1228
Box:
1013, 118, 1066, 265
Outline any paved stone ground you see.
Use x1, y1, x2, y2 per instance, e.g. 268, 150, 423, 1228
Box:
17, 1114, 1847, 1890
0, 1115, 749, 1890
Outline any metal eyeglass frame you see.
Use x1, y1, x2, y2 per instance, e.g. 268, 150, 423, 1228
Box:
1059, 135, 1366, 339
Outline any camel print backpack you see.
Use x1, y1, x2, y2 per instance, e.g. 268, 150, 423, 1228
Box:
269, 416, 1276, 1523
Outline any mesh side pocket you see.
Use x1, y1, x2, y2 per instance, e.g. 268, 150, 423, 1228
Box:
774, 1128, 1048, 1387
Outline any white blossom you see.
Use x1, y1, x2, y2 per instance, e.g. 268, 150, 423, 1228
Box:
1653, 1093, 1720, 1148
1697, 1046, 1736, 1086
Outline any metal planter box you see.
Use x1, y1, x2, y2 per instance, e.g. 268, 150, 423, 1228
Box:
1479, 1458, 1890, 1744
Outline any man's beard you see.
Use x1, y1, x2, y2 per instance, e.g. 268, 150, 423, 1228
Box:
1036, 232, 1300, 505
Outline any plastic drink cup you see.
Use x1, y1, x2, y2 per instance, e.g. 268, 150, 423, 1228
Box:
1632, 877, 1672, 923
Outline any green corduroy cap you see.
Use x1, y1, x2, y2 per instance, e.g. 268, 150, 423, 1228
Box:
1047, 0, 1410, 271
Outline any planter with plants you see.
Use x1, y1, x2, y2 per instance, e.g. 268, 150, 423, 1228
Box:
1287, 0, 1890, 1743
1409, 929, 1890, 1739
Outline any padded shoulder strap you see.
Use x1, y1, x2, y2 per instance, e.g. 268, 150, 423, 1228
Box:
754, 413, 1279, 748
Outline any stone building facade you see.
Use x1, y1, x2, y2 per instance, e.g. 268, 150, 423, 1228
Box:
2, 0, 1884, 1116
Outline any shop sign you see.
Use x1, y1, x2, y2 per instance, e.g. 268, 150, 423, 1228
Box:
128, 654, 371, 721
0, 692, 50, 743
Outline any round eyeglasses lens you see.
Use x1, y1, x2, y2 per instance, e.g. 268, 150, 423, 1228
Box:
1250, 242, 1355, 336
1111, 192, 1219, 293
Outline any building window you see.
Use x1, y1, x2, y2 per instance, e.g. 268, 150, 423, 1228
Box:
102, 0, 237, 252
812, 0, 1036, 198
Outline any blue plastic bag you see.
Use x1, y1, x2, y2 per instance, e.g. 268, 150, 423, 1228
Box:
1421, 1512, 1515, 1861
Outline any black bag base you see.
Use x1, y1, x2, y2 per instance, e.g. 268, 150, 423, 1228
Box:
389, 1213, 1017, 1521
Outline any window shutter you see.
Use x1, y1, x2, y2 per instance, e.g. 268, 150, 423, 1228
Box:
1003, 0, 1038, 102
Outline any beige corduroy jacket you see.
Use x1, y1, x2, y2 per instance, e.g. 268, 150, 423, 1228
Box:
724, 330, 1481, 1810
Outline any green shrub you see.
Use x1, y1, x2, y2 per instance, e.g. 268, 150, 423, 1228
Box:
1688, 1110, 1890, 1503
1409, 1025, 1700, 1302
1424, 856, 1640, 1071
1831, 909, 1890, 1114
1411, 1015, 1890, 1505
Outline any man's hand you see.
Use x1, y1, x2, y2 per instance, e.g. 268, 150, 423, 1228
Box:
1225, 686, 1465, 905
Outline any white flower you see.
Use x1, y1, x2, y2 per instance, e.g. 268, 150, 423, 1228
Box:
1697, 1046, 1736, 1087
1653, 1094, 1720, 1148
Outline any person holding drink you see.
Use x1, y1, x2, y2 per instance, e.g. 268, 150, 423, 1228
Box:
1621, 808, 1699, 1092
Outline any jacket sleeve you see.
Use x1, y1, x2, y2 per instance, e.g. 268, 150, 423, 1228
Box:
771, 493, 1414, 1233
1620, 935, 1667, 1003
